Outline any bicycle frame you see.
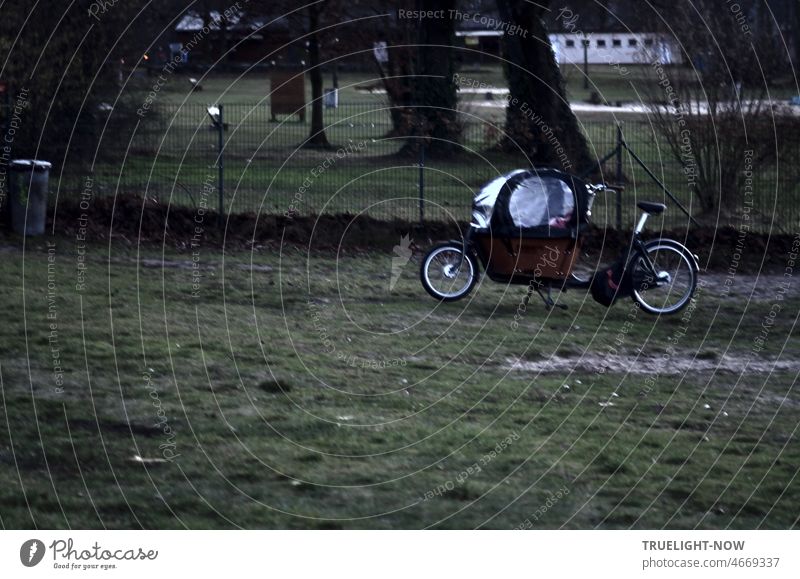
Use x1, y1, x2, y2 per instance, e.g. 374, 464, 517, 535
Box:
630, 213, 661, 284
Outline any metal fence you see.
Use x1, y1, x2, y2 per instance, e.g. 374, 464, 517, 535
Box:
38, 102, 800, 231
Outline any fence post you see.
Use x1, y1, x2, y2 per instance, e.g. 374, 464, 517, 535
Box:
217, 104, 224, 227
0, 86, 9, 223
615, 124, 623, 230
418, 141, 425, 225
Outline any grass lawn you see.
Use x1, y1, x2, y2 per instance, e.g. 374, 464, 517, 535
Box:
141, 64, 800, 108
1, 236, 798, 529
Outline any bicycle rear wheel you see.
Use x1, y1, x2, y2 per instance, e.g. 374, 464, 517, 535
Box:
631, 240, 698, 315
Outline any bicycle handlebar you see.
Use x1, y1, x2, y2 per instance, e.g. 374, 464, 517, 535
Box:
588, 183, 624, 194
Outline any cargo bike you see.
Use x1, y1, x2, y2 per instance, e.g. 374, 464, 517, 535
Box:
420, 169, 699, 315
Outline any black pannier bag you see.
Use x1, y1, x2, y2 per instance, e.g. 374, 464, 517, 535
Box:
591, 259, 630, 308
590, 252, 634, 307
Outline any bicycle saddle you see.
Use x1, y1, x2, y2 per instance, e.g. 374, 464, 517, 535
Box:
637, 201, 666, 215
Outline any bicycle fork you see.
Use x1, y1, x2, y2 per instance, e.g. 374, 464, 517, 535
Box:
453, 226, 474, 273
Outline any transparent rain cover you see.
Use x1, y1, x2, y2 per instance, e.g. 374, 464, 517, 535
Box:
471, 170, 526, 228
508, 175, 575, 229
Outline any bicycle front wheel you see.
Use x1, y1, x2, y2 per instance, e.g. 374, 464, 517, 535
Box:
631, 240, 698, 315
420, 243, 479, 301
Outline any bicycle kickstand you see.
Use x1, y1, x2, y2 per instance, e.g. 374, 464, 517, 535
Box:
524, 284, 534, 307
536, 286, 568, 311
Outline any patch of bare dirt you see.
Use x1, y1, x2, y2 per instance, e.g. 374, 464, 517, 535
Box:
508, 352, 800, 375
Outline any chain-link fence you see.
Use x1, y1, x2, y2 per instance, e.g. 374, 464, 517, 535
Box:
14, 102, 800, 231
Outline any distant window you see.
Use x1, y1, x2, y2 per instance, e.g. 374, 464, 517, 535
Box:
628, 38, 638, 47
612, 39, 621, 47
566, 39, 575, 47
582, 39, 590, 47
597, 39, 606, 47
644, 38, 654, 46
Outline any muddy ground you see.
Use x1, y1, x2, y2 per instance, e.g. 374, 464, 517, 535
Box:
2, 193, 798, 273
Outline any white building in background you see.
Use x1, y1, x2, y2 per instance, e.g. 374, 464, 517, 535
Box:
550, 32, 682, 65
457, 30, 681, 66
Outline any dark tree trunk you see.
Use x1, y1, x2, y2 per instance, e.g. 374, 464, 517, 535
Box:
401, 0, 460, 158
202, 6, 214, 63
795, 0, 800, 74
373, 20, 415, 137
375, 43, 415, 137
219, 19, 228, 66
305, 6, 330, 149
495, 0, 593, 173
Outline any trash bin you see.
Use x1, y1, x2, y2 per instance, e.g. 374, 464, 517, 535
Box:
323, 88, 338, 109
9, 159, 51, 236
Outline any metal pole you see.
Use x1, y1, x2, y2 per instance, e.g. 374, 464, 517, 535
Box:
217, 104, 224, 227
583, 39, 589, 90
415, 0, 423, 226
578, 146, 618, 180
418, 141, 425, 225
615, 125, 623, 230
621, 139, 700, 227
